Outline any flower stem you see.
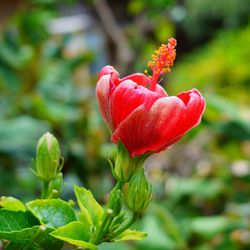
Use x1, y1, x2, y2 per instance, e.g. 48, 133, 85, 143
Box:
109, 212, 139, 239
23, 225, 46, 250
41, 180, 50, 199
91, 180, 123, 244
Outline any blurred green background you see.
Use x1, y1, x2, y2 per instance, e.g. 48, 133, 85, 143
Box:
0, 0, 250, 249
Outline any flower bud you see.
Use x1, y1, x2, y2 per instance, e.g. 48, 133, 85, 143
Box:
47, 173, 63, 198
108, 188, 123, 216
114, 142, 148, 182
124, 168, 152, 213
36, 132, 62, 181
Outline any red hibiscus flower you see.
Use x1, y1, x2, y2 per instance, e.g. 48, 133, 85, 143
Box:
96, 38, 205, 157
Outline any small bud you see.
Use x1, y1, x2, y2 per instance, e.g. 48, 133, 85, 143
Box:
124, 169, 152, 213
36, 132, 61, 181
108, 188, 123, 216
40, 225, 47, 231
107, 208, 113, 215
114, 141, 148, 182
47, 173, 63, 198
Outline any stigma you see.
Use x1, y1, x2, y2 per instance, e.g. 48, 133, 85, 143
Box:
146, 38, 177, 90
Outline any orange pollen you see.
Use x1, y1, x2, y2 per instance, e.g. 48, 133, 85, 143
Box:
146, 38, 177, 89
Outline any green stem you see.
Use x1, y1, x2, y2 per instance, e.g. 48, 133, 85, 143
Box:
23, 225, 46, 250
109, 212, 139, 239
41, 180, 50, 199
101, 213, 115, 239
91, 180, 123, 244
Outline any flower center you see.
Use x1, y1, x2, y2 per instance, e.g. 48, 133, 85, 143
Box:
145, 38, 177, 90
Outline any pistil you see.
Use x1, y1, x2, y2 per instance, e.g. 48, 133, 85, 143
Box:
146, 38, 177, 90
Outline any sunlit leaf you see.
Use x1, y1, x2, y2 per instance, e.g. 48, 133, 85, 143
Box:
114, 229, 147, 241
0, 196, 26, 212
26, 199, 77, 228
51, 221, 97, 250
74, 185, 103, 226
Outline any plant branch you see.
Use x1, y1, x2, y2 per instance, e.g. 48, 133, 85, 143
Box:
109, 212, 139, 240
91, 180, 123, 244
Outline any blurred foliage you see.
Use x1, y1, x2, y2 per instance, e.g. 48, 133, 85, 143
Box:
0, 0, 250, 249
169, 26, 250, 104
0, 0, 112, 201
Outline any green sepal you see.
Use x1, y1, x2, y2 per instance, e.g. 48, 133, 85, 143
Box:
46, 173, 63, 198
115, 141, 149, 182
50, 221, 98, 250
26, 199, 77, 229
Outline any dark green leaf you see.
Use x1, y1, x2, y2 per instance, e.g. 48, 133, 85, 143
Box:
0, 225, 41, 243
0, 209, 38, 232
36, 227, 63, 250
4, 242, 26, 250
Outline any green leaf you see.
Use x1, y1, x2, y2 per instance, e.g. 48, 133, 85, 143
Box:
74, 185, 103, 226
0, 209, 38, 232
4, 232, 63, 250
26, 199, 77, 228
0, 209, 62, 248
114, 229, 147, 242
4, 242, 26, 250
51, 221, 97, 250
36, 227, 63, 250
0, 196, 26, 212
0, 225, 40, 243
0, 210, 39, 244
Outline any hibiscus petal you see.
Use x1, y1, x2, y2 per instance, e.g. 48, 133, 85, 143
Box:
112, 91, 205, 157
96, 74, 113, 128
117, 73, 151, 87
111, 96, 185, 156
155, 84, 168, 96
110, 80, 162, 129
98, 65, 119, 82
177, 89, 206, 128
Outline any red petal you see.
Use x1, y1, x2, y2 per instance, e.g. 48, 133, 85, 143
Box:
111, 80, 162, 129
155, 84, 168, 96
117, 73, 151, 87
98, 65, 119, 82
177, 89, 206, 128
96, 74, 113, 128
112, 90, 205, 157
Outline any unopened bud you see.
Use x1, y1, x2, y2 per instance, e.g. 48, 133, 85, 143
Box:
124, 169, 152, 213
108, 188, 123, 216
36, 132, 62, 181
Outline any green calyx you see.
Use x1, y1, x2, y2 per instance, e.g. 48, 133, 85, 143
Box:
114, 141, 149, 182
